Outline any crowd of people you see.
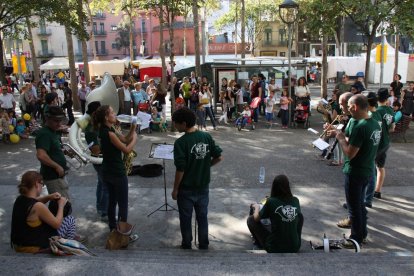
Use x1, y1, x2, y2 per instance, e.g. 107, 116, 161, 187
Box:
5, 67, 413, 255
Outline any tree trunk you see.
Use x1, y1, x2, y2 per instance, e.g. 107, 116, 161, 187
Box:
241, 0, 245, 63
364, 34, 375, 88
193, 1, 201, 77
82, 40, 90, 82
394, 34, 399, 76
86, 4, 97, 60
0, 33, 6, 84
26, 19, 39, 83
129, 14, 134, 61
65, 26, 80, 111
183, 15, 187, 57
321, 33, 328, 99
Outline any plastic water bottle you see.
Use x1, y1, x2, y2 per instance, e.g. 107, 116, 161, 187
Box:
259, 167, 265, 184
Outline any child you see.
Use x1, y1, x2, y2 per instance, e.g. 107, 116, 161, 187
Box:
264, 91, 277, 128
150, 106, 166, 132
0, 108, 10, 143
235, 83, 244, 112
235, 104, 251, 129
393, 101, 403, 124
280, 89, 292, 129
48, 200, 77, 240
16, 119, 30, 139
196, 103, 206, 131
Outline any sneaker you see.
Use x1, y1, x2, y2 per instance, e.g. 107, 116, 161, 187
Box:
198, 244, 208, 250
362, 237, 368, 244
341, 239, 361, 249
129, 234, 139, 243
374, 192, 381, 199
337, 217, 352, 228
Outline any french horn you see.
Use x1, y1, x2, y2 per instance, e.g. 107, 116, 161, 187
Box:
69, 72, 119, 164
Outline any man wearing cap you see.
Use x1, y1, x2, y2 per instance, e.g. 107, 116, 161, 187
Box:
117, 81, 132, 115
35, 106, 70, 199
350, 82, 365, 95
84, 101, 108, 221
335, 74, 351, 93
373, 88, 395, 200
77, 81, 90, 114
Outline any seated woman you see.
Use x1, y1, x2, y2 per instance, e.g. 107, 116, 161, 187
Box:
11, 171, 71, 253
247, 175, 303, 253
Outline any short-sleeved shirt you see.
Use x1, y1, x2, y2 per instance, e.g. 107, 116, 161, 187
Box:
174, 130, 222, 191
181, 82, 191, 99
99, 125, 125, 176
84, 124, 99, 149
343, 118, 381, 177
35, 126, 67, 180
0, 93, 15, 109
376, 105, 394, 150
259, 196, 301, 253
265, 97, 276, 113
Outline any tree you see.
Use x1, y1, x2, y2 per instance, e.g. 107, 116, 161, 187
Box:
192, 1, 201, 77
214, 0, 279, 56
115, 22, 135, 56
338, 0, 406, 88
299, 0, 342, 99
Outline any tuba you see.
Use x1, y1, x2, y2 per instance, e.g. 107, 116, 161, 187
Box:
316, 98, 333, 123
69, 72, 119, 165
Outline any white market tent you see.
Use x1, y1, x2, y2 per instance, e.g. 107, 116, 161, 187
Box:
88, 60, 126, 77
368, 39, 409, 83
326, 57, 366, 79
39, 57, 69, 70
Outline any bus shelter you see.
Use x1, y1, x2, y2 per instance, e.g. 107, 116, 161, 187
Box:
211, 58, 307, 113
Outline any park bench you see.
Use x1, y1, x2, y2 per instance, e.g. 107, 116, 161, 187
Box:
391, 114, 411, 143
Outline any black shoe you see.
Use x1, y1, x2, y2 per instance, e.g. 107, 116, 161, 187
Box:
343, 203, 348, 209
180, 244, 192, 250
198, 245, 208, 250
373, 192, 381, 199
365, 202, 372, 208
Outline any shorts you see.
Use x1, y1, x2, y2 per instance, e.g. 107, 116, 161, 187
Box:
44, 177, 70, 199
265, 112, 273, 121
375, 145, 389, 168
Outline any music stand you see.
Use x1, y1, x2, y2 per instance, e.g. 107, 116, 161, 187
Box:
147, 143, 178, 217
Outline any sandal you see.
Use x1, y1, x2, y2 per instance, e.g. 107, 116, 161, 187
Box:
328, 161, 340, 166
129, 234, 139, 243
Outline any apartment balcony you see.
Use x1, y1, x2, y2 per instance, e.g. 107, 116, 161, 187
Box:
93, 30, 107, 36
136, 28, 148, 34
37, 28, 52, 36
96, 49, 108, 56
37, 50, 54, 57
92, 13, 106, 19
262, 40, 287, 47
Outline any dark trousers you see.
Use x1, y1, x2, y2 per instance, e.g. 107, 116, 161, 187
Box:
177, 189, 209, 248
80, 100, 86, 114
345, 174, 368, 243
280, 109, 289, 126
103, 173, 129, 231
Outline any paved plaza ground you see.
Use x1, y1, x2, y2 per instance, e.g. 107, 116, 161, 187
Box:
0, 85, 413, 275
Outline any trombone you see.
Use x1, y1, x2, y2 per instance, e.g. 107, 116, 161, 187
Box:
319, 115, 343, 139
62, 143, 88, 169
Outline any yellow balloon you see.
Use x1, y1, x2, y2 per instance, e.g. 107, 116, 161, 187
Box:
23, 113, 31, 121
10, 134, 20, 144
9, 125, 14, 132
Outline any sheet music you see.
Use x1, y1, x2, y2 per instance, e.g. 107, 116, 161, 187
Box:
307, 128, 319, 134
153, 144, 174, 160
312, 138, 330, 151
137, 111, 151, 130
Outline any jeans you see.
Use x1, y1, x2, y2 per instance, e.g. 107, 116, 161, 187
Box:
205, 106, 216, 128
344, 174, 368, 243
103, 173, 129, 231
364, 166, 376, 205
177, 189, 209, 248
280, 109, 289, 126
253, 107, 259, 123
93, 164, 108, 216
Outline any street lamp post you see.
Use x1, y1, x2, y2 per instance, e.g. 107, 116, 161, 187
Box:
279, 0, 299, 127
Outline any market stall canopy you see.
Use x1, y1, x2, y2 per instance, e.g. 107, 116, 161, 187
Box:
88, 60, 125, 77
39, 57, 69, 70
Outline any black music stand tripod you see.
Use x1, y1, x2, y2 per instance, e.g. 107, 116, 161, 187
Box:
147, 143, 178, 217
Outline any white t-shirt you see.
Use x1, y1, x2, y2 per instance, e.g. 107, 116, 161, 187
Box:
265, 97, 276, 113
236, 89, 244, 105
295, 85, 310, 98
123, 88, 131, 101
0, 93, 15, 109
199, 91, 211, 108
56, 89, 64, 105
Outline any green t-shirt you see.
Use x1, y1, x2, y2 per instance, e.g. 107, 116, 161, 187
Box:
336, 83, 351, 93
174, 130, 222, 191
259, 196, 301, 253
35, 126, 67, 180
376, 105, 394, 150
181, 82, 191, 99
99, 125, 125, 176
343, 118, 381, 177
85, 124, 99, 148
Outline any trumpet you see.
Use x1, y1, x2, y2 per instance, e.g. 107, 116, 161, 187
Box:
319, 115, 343, 139
62, 143, 88, 169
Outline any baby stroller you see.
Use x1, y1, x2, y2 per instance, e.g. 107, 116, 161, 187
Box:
294, 98, 310, 128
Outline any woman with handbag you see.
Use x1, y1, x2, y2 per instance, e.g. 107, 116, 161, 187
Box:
199, 83, 217, 130
92, 105, 138, 244
11, 171, 73, 253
